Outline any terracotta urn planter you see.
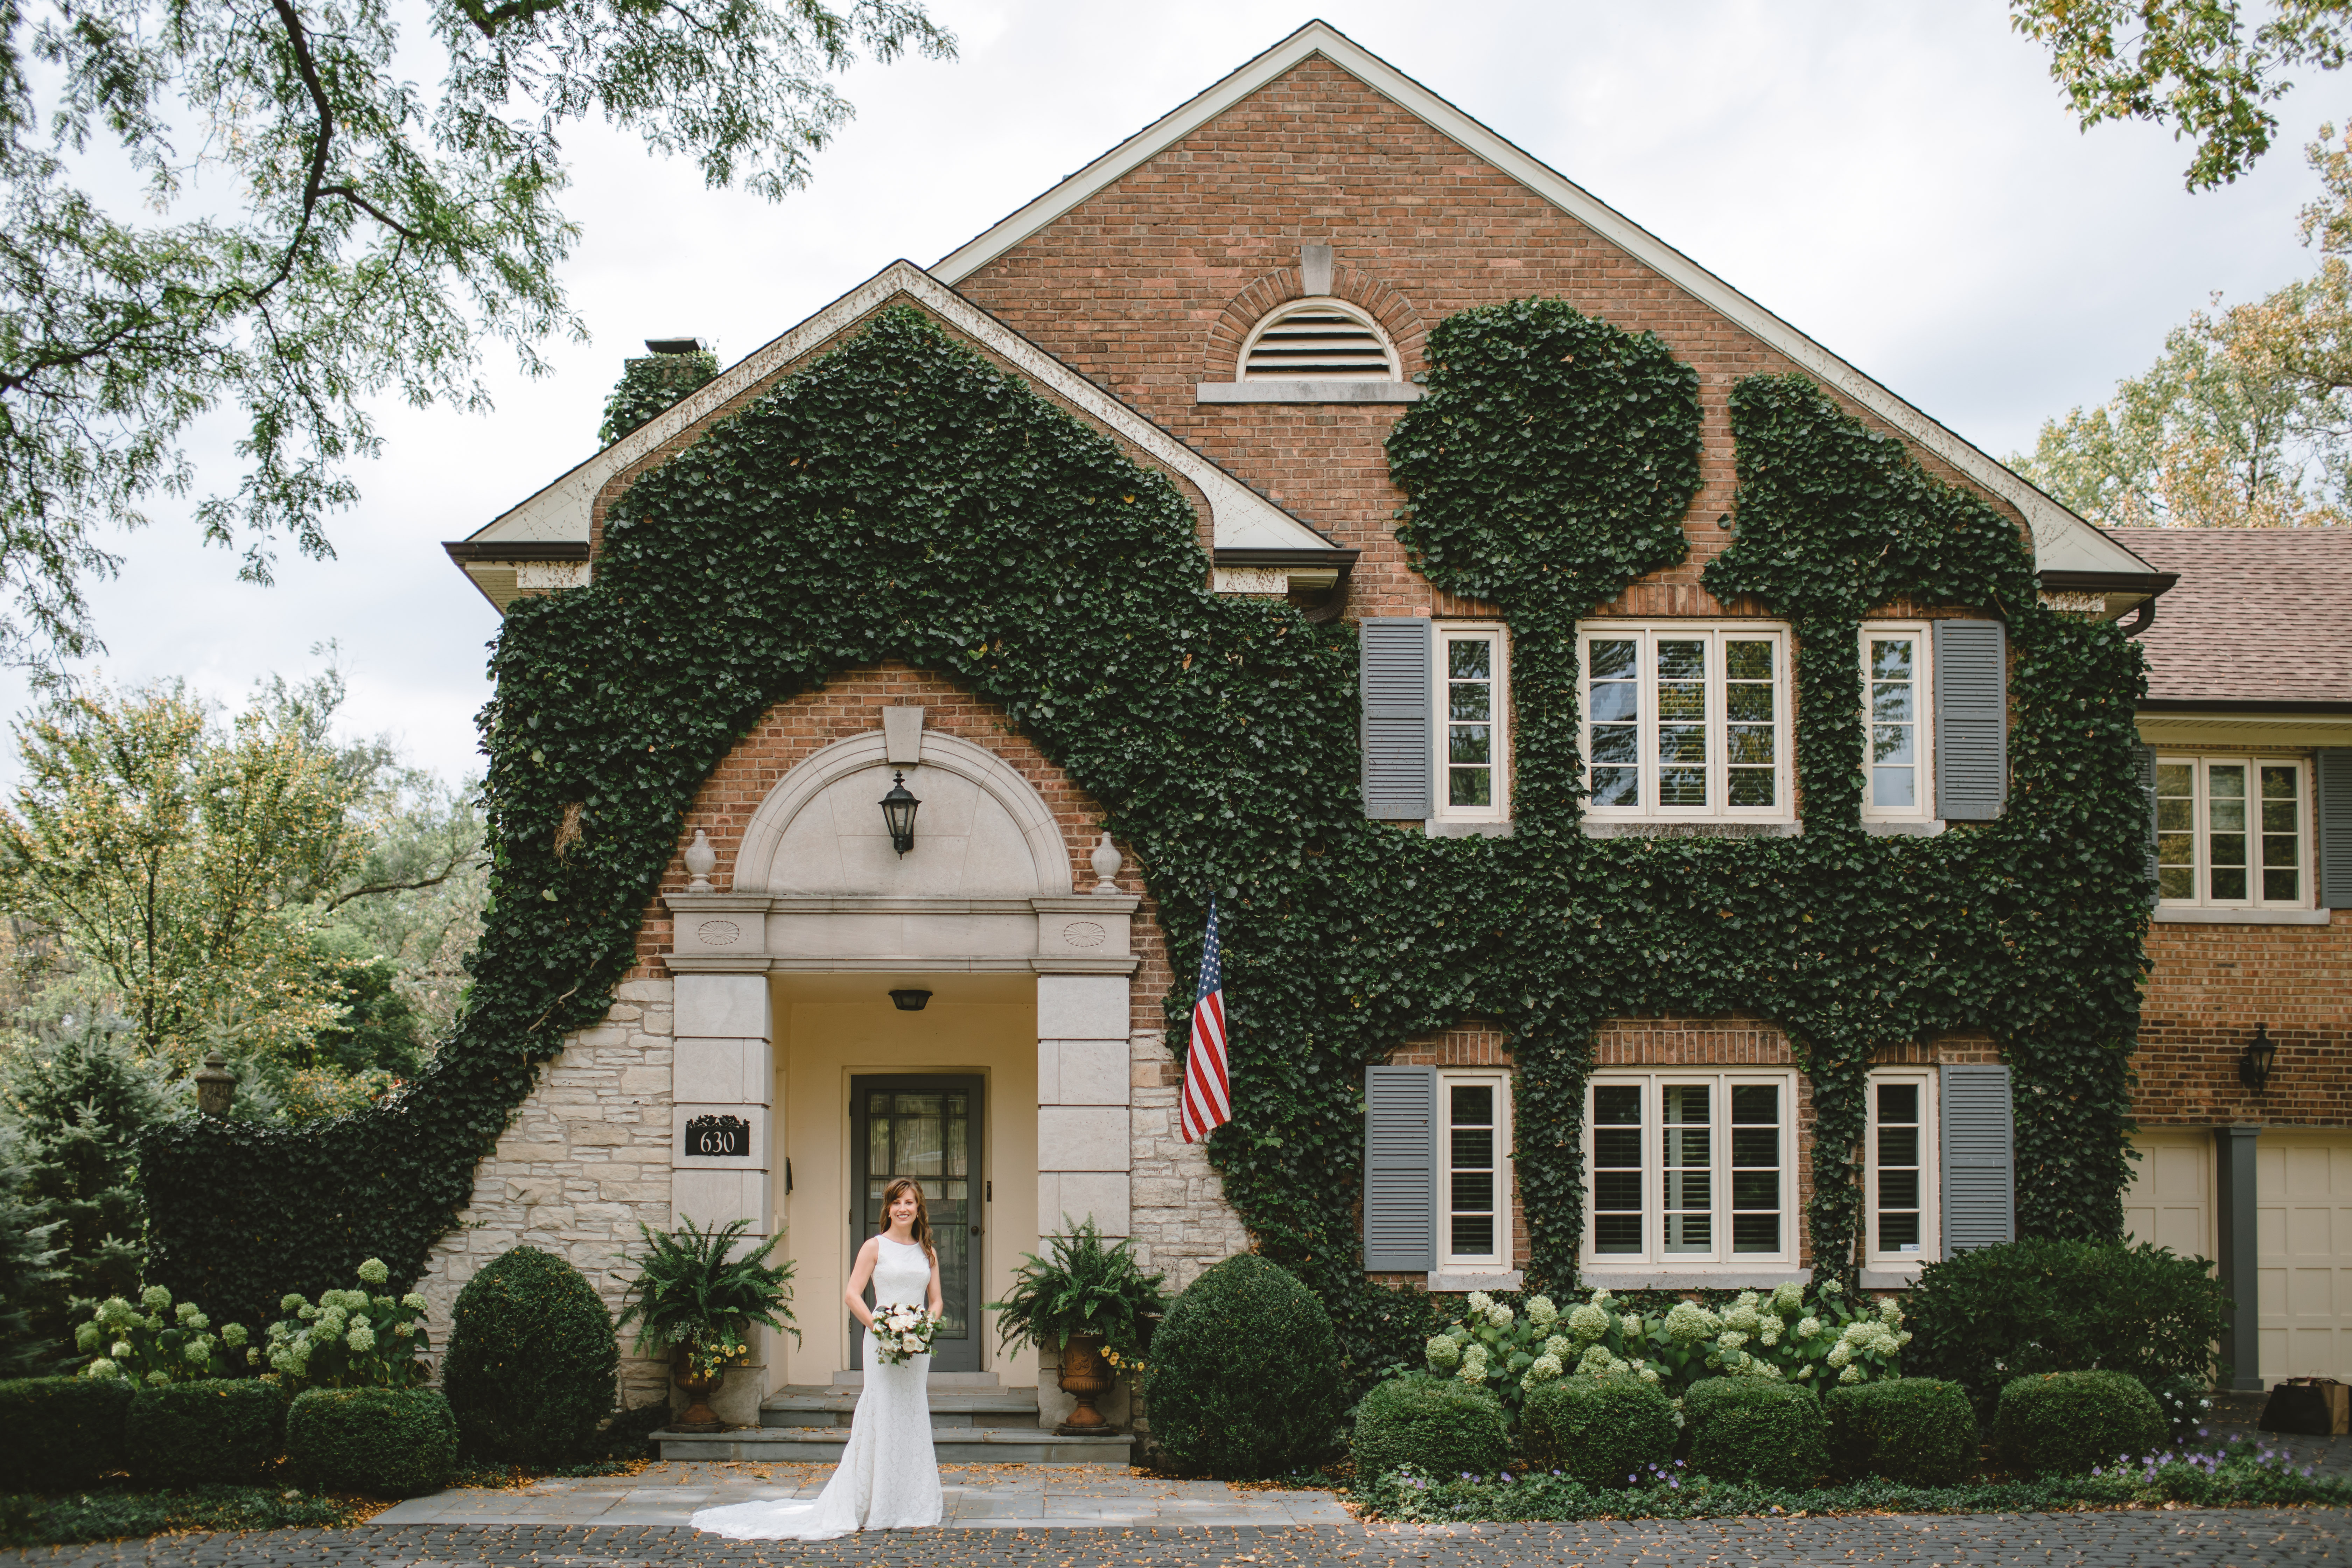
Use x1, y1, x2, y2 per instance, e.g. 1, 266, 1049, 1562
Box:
671, 1349, 725, 1433
1056, 1332, 1115, 1433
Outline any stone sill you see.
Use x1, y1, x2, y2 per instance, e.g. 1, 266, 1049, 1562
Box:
2154, 906, 2332, 925
1859, 1266, 1925, 1290
1581, 820, 1802, 840
1862, 819, 1946, 837
1580, 1268, 1807, 1290
1427, 1270, 1523, 1293
1195, 380, 1423, 404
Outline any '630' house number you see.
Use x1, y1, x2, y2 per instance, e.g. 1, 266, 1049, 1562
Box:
684, 1115, 751, 1157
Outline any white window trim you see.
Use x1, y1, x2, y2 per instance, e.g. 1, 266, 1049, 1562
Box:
1582, 1069, 1797, 1271
1438, 1068, 1512, 1271
2154, 754, 2316, 911
1858, 623, 1935, 823
1578, 622, 1794, 822
1434, 623, 1510, 823
1865, 1069, 1939, 1268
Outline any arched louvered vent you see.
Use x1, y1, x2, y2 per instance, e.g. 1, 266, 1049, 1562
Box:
1239, 300, 1399, 381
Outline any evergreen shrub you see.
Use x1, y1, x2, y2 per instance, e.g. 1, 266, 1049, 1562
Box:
443, 1247, 616, 1464
1682, 1378, 1826, 1488
1992, 1370, 2166, 1476
1822, 1376, 1977, 1484
0, 1376, 131, 1490
125, 1379, 286, 1486
1142, 1255, 1346, 1477
1351, 1375, 1508, 1484
1908, 1240, 2228, 1417
1522, 1373, 1678, 1486
287, 1387, 458, 1495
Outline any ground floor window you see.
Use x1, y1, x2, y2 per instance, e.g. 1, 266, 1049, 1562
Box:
1440, 1070, 1510, 1269
1584, 1071, 1793, 1268
1866, 1070, 1937, 1265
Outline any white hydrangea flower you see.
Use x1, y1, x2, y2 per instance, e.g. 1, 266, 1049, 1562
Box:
145, 1370, 169, 1387
1566, 1303, 1610, 1343
111, 1340, 133, 1360
401, 1294, 428, 1312
1734, 1290, 1760, 1308
98, 1297, 134, 1326
1826, 1342, 1852, 1368
1795, 1316, 1823, 1339
394, 1322, 415, 1338
1757, 1316, 1783, 1346
1772, 1281, 1804, 1313
1897, 1330, 1914, 1348
1575, 1343, 1625, 1378
1526, 1295, 1558, 1326
1841, 1319, 1873, 1343
1486, 1303, 1514, 1330
1426, 1334, 1462, 1369
1544, 1335, 1572, 1358
1821, 1279, 1844, 1296
357, 1258, 390, 1284
1622, 1313, 1645, 1339
221, 1323, 247, 1349
1716, 1330, 1749, 1351
140, 1286, 170, 1311
182, 1340, 209, 1364
1588, 1288, 1613, 1309
1638, 1366, 1660, 1384
280, 1294, 307, 1315
346, 1324, 376, 1353
84, 1358, 118, 1380
175, 1301, 200, 1324
1465, 1291, 1493, 1316
1879, 1298, 1903, 1325
1723, 1303, 1760, 1332
1839, 1364, 1863, 1384
1524, 1352, 1563, 1386
1664, 1301, 1720, 1343
76, 1323, 100, 1352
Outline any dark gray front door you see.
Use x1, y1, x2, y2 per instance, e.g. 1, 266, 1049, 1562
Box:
849, 1075, 983, 1373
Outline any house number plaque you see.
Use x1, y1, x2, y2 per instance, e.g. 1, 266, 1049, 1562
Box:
684, 1115, 751, 1157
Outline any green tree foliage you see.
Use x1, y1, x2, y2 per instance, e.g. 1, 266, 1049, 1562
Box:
0, 1133, 65, 1375
0, 0, 953, 665
2008, 1, 2352, 188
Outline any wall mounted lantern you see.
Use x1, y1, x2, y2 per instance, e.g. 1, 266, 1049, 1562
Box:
889, 988, 932, 1012
2240, 1024, 2279, 1093
880, 771, 920, 856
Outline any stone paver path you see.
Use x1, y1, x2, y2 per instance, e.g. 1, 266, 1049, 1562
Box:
7, 1508, 2346, 1567
369, 1463, 1345, 1530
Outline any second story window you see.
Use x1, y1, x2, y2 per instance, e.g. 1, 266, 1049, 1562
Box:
1439, 628, 1507, 819
1861, 625, 1933, 821
1580, 624, 1791, 820
2156, 756, 2311, 909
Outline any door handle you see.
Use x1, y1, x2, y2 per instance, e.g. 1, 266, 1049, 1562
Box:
971, 1225, 983, 1236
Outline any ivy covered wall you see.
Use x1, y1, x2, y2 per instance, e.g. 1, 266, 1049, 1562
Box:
142, 300, 2148, 1379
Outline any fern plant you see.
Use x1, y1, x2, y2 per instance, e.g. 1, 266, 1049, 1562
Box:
989, 1217, 1166, 1356
615, 1218, 797, 1377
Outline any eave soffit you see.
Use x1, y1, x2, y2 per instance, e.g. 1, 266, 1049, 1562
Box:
931, 19, 2161, 587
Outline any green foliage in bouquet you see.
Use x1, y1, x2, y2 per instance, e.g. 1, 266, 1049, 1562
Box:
73, 1285, 246, 1384
1521, 1372, 1678, 1487
1351, 1374, 1509, 1484
260, 1257, 430, 1392
989, 1217, 1166, 1356
616, 1217, 797, 1380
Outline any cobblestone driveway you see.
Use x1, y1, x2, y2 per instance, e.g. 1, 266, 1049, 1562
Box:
7, 1509, 2345, 1567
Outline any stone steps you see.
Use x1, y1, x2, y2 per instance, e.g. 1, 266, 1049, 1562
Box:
760, 1385, 1045, 1429
653, 1374, 1131, 1464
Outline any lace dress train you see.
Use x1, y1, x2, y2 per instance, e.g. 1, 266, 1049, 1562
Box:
690, 1237, 943, 1540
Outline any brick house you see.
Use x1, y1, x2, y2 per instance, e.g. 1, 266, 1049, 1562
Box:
432, 21, 2346, 1431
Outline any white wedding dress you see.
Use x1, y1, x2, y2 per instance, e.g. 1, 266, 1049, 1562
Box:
690, 1237, 943, 1540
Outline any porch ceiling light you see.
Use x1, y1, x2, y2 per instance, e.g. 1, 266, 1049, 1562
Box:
880, 770, 920, 856
890, 989, 932, 1012
2240, 1024, 2279, 1094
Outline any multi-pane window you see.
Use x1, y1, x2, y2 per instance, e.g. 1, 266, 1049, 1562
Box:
1859, 626, 1932, 818
1867, 1075, 1934, 1262
1580, 625, 1790, 818
1583, 1073, 1792, 1266
2155, 756, 2310, 908
1438, 629, 1507, 819
1440, 1072, 1508, 1268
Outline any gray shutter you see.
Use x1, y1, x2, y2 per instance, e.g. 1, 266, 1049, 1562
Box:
2319, 749, 2352, 909
1934, 620, 2008, 821
2134, 743, 2160, 905
1364, 1064, 1436, 1271
1360, 618, 1433, 819
1940, 1064, 2014, 1255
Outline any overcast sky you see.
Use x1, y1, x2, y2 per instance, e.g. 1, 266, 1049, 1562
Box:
8, 1, 2338, 783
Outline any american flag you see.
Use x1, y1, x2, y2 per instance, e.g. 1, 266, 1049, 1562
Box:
1178, 897, 1230, 1143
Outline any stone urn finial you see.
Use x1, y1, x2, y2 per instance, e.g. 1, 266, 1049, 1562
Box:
1090, 832, 1123, 894
683, 829, 718, 894
194, 1050, 237, 1117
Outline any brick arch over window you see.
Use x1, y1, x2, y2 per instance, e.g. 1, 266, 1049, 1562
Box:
1208, 262, 1426, 382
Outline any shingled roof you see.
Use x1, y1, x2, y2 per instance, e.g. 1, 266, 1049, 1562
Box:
2106, 528, 2352, 708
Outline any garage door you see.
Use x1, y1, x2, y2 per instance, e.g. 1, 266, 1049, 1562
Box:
2259, 1132, 2352, 1382
2123, 1130, 2214, 1260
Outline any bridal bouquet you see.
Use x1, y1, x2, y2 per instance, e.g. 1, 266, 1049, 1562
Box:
871, 1303, 939, 1365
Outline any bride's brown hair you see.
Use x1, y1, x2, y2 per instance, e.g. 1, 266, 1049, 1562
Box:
878, 1176, 934, 1252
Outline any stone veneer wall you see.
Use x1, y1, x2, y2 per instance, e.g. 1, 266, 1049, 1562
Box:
1127, 1027, 1250, 1291
414, 978, 678, 1410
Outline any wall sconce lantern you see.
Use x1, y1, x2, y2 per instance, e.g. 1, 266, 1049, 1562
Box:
879, 771, 920, 856
889, 989, 932, 1012
2240, 1024, 2279, 1093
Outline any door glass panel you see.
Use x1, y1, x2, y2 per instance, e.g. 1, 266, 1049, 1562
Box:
1591, 1084, 1642, 1254
861, 1086, 974, 1343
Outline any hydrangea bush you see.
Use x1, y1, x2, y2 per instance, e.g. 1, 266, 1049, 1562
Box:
74, 1285, 248, 1384
260, 1258, 432, 1392
1423, 1284, 1909, 1407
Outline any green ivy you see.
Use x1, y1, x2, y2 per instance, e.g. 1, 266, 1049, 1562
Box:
597, 351, 719, 448
139, 303, 2149, 1387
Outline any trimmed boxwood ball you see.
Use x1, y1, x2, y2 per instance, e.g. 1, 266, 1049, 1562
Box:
288, 1386, 459, 1496
126, 1378, 287, 1486
1351, 1375, 1508, 1484
1522, 1373, 1678, 1487
1823, 1377, 1978, 1484
444, 1246, 617, 1464
0, 1377, 132, 1491
1683, 1378, 1827, 1488
1993, 1370, 2166, 1476
1143, 1255, 1346, 1477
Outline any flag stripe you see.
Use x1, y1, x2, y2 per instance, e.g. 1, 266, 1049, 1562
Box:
1180, 898, 1231, 1143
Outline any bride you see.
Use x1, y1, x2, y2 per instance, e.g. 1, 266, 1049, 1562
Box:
690, 1177, 945, 1540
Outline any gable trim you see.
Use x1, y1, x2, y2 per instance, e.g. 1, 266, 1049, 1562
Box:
458, 261, 1344, 573
931, 21, 2157, 585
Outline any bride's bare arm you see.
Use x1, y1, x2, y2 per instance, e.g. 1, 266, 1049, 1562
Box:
844, 1237, 880, 1329
926, 1246, 945, 1318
